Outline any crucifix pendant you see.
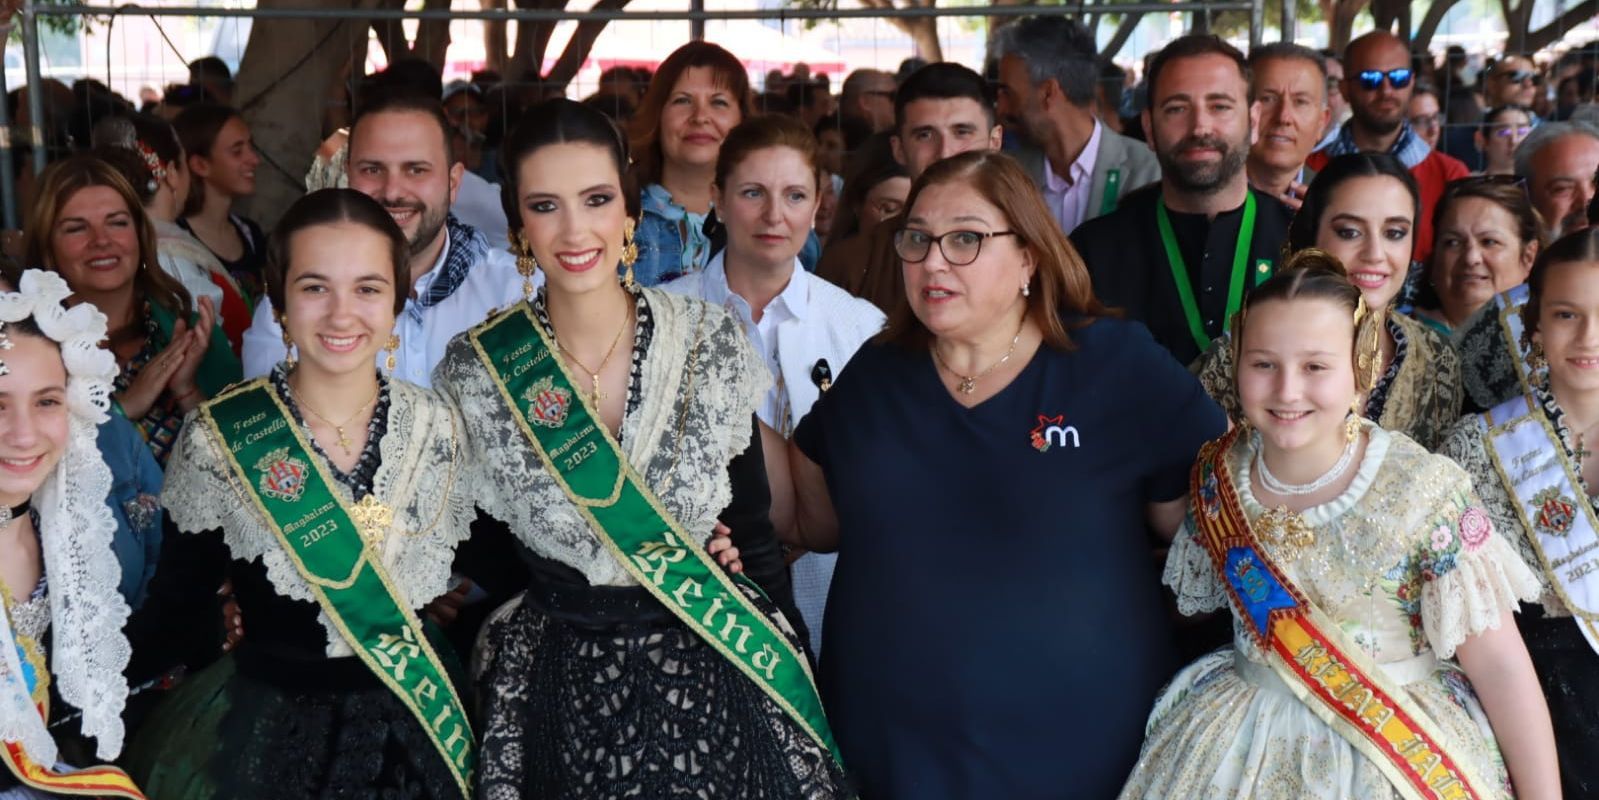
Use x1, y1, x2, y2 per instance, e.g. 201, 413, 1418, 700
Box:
334, 427, 353, 456
590, 374, 607, 405
1580, 434, 1593, 463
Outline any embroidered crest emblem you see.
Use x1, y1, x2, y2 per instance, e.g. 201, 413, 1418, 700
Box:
1533, 487, 1577, 538
1029, 414, 1080, 452
522, 375, 572, 428
255, 447, 308, 502
1234, 555, 1271, 603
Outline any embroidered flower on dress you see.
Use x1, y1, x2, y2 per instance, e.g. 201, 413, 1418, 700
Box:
1431, 525, 1454, 552
1458, 506, 1492, 551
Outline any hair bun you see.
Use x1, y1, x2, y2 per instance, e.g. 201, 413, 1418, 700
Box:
1279, 247, 1350, 279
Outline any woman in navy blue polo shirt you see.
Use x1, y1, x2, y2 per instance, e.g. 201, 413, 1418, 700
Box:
788, 150, 1225, 798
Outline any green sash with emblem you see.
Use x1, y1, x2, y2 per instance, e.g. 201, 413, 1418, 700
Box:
200, 380, 473, 797
468, 304, 843, 768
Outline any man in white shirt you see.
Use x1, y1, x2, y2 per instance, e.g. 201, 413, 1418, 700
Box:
993, 15, 1161, 233
242, 89, 529, 387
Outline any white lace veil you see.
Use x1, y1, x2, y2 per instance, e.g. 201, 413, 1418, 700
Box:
0, 270, 130, 763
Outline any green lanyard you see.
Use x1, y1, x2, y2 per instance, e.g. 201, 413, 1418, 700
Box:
1155, 192, 1257, 353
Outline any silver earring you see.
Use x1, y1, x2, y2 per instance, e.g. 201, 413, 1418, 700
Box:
1021, 284, 1030, 297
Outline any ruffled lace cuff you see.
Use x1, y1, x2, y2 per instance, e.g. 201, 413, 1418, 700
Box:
1163, 517, 1228, 617
1421, 521, 1542, 660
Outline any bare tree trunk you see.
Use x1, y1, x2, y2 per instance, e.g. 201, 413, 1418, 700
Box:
1328, 0, 1369, 51
483, 0, 509, 75
1498, 0, 1534, 52
858, 0, 943, 62
233, 0, 388, 229
414, 0, 454, 68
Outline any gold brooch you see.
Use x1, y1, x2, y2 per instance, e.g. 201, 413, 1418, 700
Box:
1256, 506, 1315, 553
348, 495, 394, 547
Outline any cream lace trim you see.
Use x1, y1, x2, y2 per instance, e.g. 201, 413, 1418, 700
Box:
162, 378, 477, 657
0, 271, 130, 762
436, 288, 769, 587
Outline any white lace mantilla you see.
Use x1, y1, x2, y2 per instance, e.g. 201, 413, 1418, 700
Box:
435, 288, 769, 587
162, 379, 477, 657
0, 271, 130, 764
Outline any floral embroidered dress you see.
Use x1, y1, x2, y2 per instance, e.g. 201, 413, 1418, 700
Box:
1119, 422, 1540, 799
1441, 383, 1599, 797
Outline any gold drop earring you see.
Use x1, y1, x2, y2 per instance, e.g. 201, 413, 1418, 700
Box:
384, 334, 400, 373
621, 217, 639, 290
511, 231, 538, 299
281, 320, 296, 369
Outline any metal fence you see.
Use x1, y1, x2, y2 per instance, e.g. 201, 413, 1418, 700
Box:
3, 0, 1268, 229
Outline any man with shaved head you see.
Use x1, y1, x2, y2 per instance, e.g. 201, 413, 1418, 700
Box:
1307, 31, 1468, 260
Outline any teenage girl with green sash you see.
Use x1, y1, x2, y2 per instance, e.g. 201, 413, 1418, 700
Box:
124, 189, 483, 798
433, 99, 849, 798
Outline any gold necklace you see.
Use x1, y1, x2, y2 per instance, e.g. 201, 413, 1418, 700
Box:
932, 326, 1023, 395
294, 381, 380, 456
554, 305, 632, 407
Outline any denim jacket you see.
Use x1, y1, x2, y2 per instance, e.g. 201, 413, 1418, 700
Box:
634, 183, 821, 286
98, 411, 165, 608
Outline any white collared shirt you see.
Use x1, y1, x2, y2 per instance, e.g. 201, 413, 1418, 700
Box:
241, 228, 532, 387
681, 252, 808, 431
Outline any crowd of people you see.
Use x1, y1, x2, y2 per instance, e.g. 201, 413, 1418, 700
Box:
4, 13, 1599, 800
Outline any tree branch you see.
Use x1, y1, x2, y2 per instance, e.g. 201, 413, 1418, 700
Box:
1103, 11, 1143, 59
1527, 0, 1599, 51
544, 0, 629, 87
1413, 0, 1463, 50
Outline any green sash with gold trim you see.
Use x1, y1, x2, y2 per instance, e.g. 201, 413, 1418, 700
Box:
201, 380, 473, 797
468, 304, 843, 768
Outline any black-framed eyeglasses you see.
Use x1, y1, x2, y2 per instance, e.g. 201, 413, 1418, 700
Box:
894, 229, 1016, 266
1409, 112, 1441, 129
1497, 69, 1537, 84
1357, 68, 1413, 91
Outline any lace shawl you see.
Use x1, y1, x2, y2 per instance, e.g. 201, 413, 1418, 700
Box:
161, 378, 477, 657
0, 272, 130, 763
1440, 400, 1578, 615
434, 288, 769, 587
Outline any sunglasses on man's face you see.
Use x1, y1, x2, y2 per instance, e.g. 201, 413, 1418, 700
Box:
1356, 68, 1413, 91
1498, 70, 1537, 84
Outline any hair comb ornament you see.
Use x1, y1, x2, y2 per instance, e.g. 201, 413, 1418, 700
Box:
0, 320, 11, 377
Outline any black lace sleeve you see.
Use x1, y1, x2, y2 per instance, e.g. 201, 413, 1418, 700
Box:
720, 415, 809, 648
123, 517, 230, 683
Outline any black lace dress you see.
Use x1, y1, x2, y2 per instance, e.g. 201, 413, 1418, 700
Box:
123, 373, 479, 799
448, 290, 848, 800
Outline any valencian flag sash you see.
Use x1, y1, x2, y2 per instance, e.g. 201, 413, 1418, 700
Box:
201, 380, 473, 797
1493, 285, 1538, 397
468, 304, 843, 768
0, 625, 143, 797
1485, 394, 1599, 654
1190, 429, 1493, 800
